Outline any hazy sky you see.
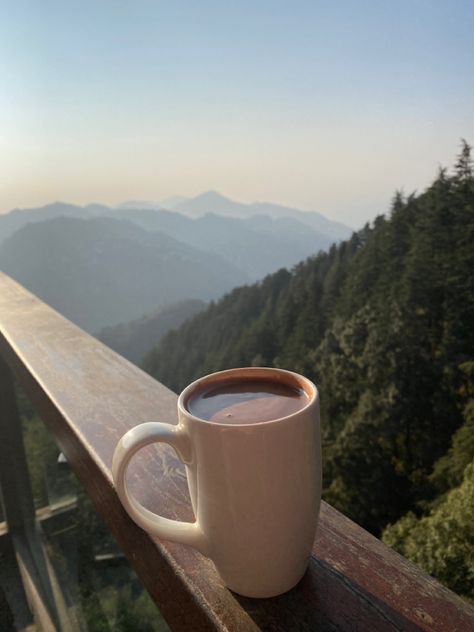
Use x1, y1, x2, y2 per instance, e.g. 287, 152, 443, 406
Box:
1, 1, 473, 227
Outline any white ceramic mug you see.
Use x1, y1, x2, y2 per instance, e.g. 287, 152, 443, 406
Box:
112, 367, 321, 598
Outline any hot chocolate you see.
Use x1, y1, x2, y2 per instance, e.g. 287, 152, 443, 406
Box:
186, 378, 309, 424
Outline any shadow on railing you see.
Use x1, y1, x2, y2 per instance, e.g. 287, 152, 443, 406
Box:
0, 272, 473, 632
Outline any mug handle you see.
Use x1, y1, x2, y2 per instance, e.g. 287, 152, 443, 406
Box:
112, 422, 208, 555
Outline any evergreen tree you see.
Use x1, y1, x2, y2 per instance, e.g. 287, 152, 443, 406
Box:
143, 144, 474, 598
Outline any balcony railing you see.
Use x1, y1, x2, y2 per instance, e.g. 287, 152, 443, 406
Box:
0, 272, 473, 631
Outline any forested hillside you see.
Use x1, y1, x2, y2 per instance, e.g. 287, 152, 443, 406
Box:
0, 217, 246, 331
144, 144, 474, 601
98, 299, 206, 364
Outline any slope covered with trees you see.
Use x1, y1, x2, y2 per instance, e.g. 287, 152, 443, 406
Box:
383, 361, 474, 603
98, 299, 206, 364
0, 216, 246, 331
144, 143, 474, 600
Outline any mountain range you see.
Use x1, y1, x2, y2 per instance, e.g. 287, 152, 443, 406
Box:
1, 191, 351, 247
0, 193, 352, 333
120, 190, 351, 240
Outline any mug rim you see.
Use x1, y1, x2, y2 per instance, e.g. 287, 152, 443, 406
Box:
178, 366, 318, 427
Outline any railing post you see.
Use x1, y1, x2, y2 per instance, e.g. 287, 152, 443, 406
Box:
0, 584, 15, 632
0, 357, 37, 533
0, 356, 61, 630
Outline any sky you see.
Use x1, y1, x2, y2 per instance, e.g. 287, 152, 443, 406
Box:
1, 1, 473, 227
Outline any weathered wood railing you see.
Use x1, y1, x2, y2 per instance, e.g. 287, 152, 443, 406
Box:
0, 272, 473, 631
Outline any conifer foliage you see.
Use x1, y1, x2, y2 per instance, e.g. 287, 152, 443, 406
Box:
144, 143, 474, 600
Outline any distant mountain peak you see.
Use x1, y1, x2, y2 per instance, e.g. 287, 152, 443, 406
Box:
173, 191, 250, 219
195, 190, 231, 201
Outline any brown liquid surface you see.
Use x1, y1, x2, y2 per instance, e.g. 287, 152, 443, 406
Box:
186, 379, 309, 424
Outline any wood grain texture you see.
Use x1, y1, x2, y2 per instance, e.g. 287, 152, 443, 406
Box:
0, 272, 473, 632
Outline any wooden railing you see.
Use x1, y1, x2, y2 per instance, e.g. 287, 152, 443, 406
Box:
0, 272, 473, 631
